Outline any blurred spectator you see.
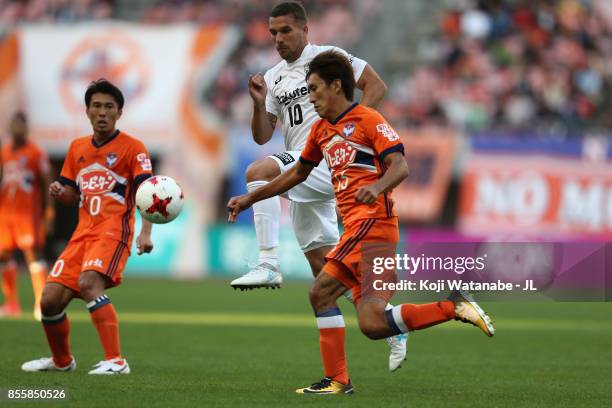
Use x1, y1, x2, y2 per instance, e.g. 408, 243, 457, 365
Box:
388, 0, 612, 134
0, 0, 115, 24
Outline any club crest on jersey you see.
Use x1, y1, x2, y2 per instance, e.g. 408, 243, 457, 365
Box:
323, 135, 357, 171
342, 123, 356, 138
106, 153, 118, 168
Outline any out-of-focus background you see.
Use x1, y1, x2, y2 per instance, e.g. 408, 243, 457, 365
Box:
1, 0, 611, 280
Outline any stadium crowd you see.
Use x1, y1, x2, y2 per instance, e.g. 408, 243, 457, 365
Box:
383, 0, 612, 133
0, 0, 114, 23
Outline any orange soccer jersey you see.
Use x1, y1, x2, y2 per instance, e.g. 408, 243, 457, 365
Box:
300, 103, 404, 226
48, 130, 152, 292
0, 141, 50, 250
300, 103, 405, 301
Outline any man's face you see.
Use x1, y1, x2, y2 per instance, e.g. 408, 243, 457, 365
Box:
269, 15, 307, 62
9, 116, 27, 144
307, 73, 339, 120
86, 93, 122, 135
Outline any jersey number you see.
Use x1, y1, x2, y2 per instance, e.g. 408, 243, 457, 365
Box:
288, 104, 303, 127
334, 171, 349, 192
87, 196, 102, 216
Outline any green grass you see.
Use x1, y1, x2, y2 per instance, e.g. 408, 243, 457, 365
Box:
1, 278, 611, 407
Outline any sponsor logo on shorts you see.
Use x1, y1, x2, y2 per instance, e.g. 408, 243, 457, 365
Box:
273, 152, 296, 166
84, 258, 103, 269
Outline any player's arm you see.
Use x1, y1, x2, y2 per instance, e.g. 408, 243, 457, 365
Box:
41, 165, 55, 233
357, 64, 388, 109
49, 180, 80, 206
133, 166, 154, 255
228, 160, 314, 222
249, 73, 277, 145
355, 152, 408, 204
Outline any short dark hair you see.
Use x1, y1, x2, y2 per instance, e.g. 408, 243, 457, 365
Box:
306, 51, 355, 100
270, 2, 307, 23
84, 79, 124, 109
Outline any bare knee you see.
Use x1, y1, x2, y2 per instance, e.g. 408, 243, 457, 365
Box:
245, 158, 280, 183
40, 286, 67, 316
359, 320, 388, 340
78, 272, 106, 301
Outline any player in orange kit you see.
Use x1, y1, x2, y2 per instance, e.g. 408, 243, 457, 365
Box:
21, 79, 155, 375
0, 112, 54, 321
228, 51, 495, 394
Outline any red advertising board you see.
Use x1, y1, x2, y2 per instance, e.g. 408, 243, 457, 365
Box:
459, 154, 612, 237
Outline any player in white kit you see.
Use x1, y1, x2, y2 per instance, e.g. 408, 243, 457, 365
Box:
229, 2, 407, 371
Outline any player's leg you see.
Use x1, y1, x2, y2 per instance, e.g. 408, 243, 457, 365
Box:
357, 292, 495, 340
0, 249, 20, 317
23, 247, 48, 321
0, 218, 20, 316
297, 203, 407, 371
296, 263, 353, 395
230, 157, 282, 289
78, 240, 130, 374
22, 282, 77, 372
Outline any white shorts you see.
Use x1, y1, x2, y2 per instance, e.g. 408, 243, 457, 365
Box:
269, 151, 339, 252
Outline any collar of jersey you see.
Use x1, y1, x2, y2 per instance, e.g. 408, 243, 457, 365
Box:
329, 102, 359, 125
286, 43, 312, 67
91, 129, 120, 148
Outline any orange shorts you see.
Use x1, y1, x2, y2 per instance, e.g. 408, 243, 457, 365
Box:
48, 239, 129, 294
324, 217, 399, 304
0, 215, 45, 251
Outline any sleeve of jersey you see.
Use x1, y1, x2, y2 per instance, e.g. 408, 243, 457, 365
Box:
299, 127, 323, 167
263, 72, 280, 117
331, 46, 367, 82
59, 142, 78, 190
368, 112, 405, 161
131, 141, 153, 178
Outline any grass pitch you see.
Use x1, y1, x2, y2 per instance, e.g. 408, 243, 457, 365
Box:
1, 278, 610, 407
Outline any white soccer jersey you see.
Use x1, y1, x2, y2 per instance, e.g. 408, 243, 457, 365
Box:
264, 43, 367, 151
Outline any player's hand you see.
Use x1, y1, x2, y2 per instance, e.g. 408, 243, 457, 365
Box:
136, 233, 154, 255
227, 194, 254, 223
355, 184, 381, 205
248, 73, 267, 105
49, 181, 66, 198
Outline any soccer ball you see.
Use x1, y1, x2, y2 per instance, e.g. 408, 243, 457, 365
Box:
135, 175, 184, 224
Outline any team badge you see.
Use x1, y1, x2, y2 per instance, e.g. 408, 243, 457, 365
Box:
106, 153, 118, 168
342, 123, 355, 138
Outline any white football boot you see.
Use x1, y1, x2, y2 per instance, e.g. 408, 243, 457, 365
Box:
22, 357, 76, 372
386, 332, 408, 372
88, 358, 130, 375
230, 262, 282, 290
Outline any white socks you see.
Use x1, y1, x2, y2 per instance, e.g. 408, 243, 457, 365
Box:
247, 180, 280, 266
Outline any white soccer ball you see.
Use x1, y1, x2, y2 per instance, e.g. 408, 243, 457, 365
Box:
135, 175, 184, 224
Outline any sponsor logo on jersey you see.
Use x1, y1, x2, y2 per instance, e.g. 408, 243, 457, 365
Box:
376, 123, 400, 142
79, 169, 117, 194
342, 123, 356, 138
273, 152, 296, 166
274, 76, 283, 85
323, 135, 357, 171
276, 86, 308, 106
106, 153, 118, 168
136, 153, 152, 171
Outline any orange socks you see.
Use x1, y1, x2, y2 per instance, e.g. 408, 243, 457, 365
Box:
1, 261, 19, 307
42, 312, 72, 368
87, 295, 121, 361
386, 301, 456, 334
316, 307, 348, 385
